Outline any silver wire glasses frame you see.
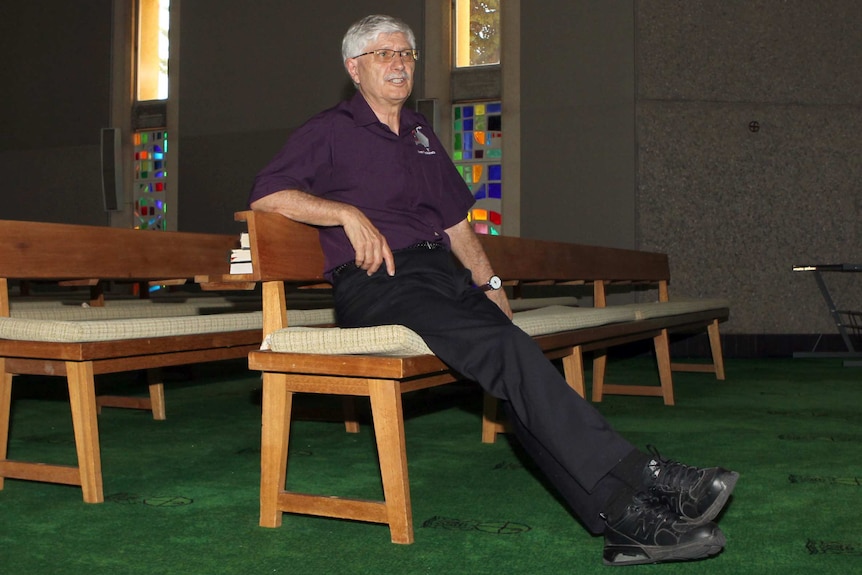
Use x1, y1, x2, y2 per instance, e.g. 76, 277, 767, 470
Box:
351, 49, 420, 62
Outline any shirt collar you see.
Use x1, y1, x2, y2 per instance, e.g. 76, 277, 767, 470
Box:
348, 91, 422, 135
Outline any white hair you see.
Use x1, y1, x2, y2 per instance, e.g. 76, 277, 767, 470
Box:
341, 14, 416, 62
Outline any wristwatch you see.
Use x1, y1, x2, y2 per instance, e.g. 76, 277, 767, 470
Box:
479, 275, 503, 292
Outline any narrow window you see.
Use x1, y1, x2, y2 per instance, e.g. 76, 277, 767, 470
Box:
454, 0, 501, 68
136, 0, 171, 101
134, 0, 171, 231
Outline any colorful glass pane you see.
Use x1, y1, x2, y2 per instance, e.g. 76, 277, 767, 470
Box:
133, 129, 169, 231
472, 165, 484, 182
453, 101, 503, 235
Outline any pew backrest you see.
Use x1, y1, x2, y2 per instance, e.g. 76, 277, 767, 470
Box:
0, 219, 238, 281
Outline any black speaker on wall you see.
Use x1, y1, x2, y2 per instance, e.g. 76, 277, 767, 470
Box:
101, 127, 123, 211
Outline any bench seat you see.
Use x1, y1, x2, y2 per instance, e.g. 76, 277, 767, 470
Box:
9, 299, 260, 319
1, 308, 335, 341
265, 305, 635, 357
620, 298, 730, 320
507, 296, 580, 311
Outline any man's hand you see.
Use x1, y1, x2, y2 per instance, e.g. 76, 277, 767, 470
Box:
341, 206, 395, 276
486, 286, 513, 319
250, 189, 395, 276
446, 218, 512, 319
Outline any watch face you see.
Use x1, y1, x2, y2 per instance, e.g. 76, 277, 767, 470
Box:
489, 275, 502, 290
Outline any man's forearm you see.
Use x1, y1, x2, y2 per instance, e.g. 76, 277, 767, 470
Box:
251, 189, 395, 276
446, 218, 496, 285
447, 218, 512, 317
250, 189, 353, 228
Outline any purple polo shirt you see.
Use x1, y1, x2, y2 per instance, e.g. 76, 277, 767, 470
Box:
249, 92, 475, 276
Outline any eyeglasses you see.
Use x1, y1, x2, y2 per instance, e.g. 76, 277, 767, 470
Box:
352, 49, 419, 63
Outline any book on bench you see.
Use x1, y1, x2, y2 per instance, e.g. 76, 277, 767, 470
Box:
229, 233, 253, 274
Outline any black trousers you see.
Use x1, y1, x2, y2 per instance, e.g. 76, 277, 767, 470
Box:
333, 248, 635, 534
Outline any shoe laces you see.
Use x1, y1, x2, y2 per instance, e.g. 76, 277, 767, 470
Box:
646, 445, 701, 491
628, 492, 679, 526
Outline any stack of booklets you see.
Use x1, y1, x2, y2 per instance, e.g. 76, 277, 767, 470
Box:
229, 232, 253, 274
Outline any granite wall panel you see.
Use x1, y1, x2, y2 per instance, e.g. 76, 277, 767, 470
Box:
635, 0, 862, 334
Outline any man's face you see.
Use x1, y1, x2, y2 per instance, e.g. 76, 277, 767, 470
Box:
346, 32, 415, 108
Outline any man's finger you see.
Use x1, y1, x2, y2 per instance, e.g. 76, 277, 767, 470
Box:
383, 246, 396, 276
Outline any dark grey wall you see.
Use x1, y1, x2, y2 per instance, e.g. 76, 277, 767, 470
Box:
635, 0, 862, 333
521, 1, 636, 250
177, 0, 425, 235
0, 0, 112, 225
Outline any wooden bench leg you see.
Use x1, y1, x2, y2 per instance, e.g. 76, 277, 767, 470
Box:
146, 368, 167, 420
482, 347, 586, 445
481, 393, 506, 444
342, 397, 360, 434
562, 346, 586, 398
0, 360, 12, 491
368, 379, 413, 544
707, 320, 726, 380
591, 349, 608, 402
66, 361, 104, 503
260, 372, 292, 528
670, 320, 726, 381
95, 368, 165, 420
653, 329, 675, 406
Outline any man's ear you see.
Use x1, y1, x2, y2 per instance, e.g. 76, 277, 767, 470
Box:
345, 58, 361, 85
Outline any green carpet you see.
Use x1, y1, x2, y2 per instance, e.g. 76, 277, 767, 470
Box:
1, 358, 861, 574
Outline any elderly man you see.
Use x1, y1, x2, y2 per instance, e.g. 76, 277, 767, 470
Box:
249, 14, 737, 566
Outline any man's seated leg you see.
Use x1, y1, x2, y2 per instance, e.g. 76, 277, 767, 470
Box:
507, 404, 735, 566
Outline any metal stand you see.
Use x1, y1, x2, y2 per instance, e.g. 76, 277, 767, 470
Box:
792, 264, 862, 367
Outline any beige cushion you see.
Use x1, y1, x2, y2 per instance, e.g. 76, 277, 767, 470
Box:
10, 303, 228, 320
0, 313, 262, 343
512, 305, 637, 336
265, 305, 637, 357
267, 325, 433, 357
508, 296, 580, 312
0, 308, 334, 343
288, 307, 336, 326
617, 298, 730, 321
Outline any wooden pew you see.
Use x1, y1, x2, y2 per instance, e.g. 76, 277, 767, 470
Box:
237, 210, 729, 544
0, 219, 262, 503
477, 235, 728, 442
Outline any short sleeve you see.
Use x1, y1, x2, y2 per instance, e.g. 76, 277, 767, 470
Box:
247, 115, 333, 206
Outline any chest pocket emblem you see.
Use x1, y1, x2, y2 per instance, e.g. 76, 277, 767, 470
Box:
412, 126, 436, 156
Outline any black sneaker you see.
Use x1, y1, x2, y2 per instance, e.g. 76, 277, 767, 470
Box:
603, 494, 726, 566
644, 448, 739, 526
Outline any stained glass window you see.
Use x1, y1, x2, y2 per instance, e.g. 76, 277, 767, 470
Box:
453, 102, 503, 235
133, 130, 168, 231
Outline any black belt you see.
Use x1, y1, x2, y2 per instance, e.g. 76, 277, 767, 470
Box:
330, 241, 446, 278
